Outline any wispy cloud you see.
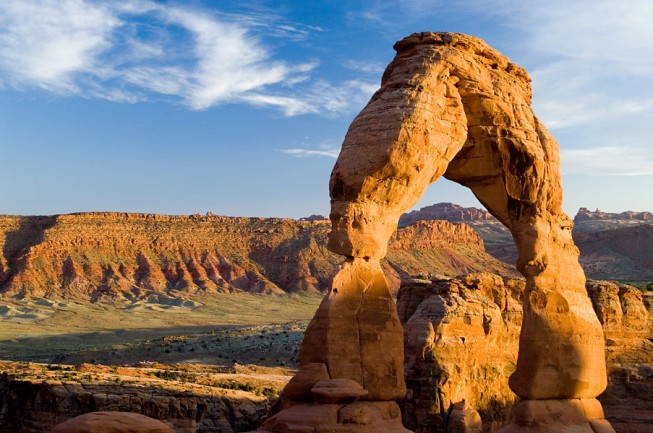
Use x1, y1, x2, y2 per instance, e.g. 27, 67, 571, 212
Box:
484, 0, 653, 177
0, 0, 119, 92
0, 0, 369, 116
281, 141, 341, 158
501, 0, 653, 130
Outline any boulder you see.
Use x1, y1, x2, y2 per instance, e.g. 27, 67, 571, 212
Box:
50, 412, 173, 433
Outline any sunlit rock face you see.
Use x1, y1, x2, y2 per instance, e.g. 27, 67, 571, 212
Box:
256, 32, 613, 433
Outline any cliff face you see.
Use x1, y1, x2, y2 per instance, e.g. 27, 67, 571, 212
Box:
398, 275, 653, 433
0, 376, 269, 433
0, 213, 514, 300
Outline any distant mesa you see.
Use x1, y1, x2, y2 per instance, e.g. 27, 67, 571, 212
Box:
399, 202, 494, 226
299, 214, 328, 222
575, 207, 653, 222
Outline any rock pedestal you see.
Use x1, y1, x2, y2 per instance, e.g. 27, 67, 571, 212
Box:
255, 259, 410, 432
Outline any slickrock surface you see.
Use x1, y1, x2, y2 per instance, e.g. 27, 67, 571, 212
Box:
398, 276, 652, 433
0, 213, 512, 299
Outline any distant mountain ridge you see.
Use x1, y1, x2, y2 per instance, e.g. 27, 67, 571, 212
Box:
575, 207, 653, 221
399, 203, 653, 281
0, 212, 514, 300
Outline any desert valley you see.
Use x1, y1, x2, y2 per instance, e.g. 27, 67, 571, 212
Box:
1, 3, 652, 432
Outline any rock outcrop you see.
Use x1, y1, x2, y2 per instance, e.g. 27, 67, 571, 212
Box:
0, 376, 270, 433
256, 31, 613, 433
398, 275, 652, 433
397, 274, 523, 433
0, 213, 512, 299
575, 208, 653, 223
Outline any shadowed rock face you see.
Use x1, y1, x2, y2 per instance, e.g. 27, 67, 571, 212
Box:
259, 32, 613, 433
398, 276, 653, 433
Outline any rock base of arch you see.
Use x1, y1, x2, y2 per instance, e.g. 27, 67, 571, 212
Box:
254, 401, 411, 433
496, 399, 615, 433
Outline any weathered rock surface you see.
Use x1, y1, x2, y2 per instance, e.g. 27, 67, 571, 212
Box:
50, 411, 174, 433
0, 214, 512, 299
397, 274, 523, 433
398, 275, 652, 433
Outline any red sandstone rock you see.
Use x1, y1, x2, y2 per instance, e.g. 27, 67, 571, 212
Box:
398, 276, 652, 432
311, 379, 369, 404
0, 213, 510, 298
50, 411, 173, 433
257, 30, 614, 433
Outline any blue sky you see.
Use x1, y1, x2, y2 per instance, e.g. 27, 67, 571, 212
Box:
1, 0, 651, 218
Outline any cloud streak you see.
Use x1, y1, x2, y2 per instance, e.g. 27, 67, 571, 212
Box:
0, 0, 373, 116
281, 141, 341, 158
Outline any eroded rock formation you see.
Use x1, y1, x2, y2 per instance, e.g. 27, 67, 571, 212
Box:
0, 376, 270, 433
398, 276, 653, 433
261, 31, 613, 433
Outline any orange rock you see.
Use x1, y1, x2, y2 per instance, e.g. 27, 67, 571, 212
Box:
298, 258, 406, 401
50, 411, 173, 433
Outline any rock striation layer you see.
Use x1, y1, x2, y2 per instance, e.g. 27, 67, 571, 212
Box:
266, 31, 613, 433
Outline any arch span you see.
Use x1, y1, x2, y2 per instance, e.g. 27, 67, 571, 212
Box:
254, 32, 614, 433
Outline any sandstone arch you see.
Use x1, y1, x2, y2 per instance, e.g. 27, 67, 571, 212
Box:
255, 32, 614, 433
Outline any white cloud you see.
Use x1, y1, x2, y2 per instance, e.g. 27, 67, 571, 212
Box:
0, 0, 366, 116
343, 60, 385, 75
281, 141, 341, 158
0, 0, 119, 92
